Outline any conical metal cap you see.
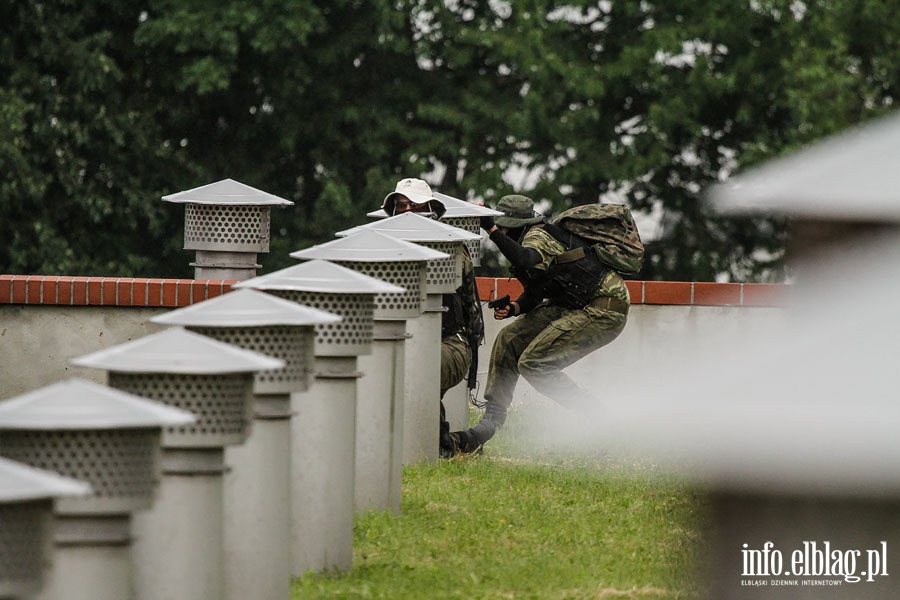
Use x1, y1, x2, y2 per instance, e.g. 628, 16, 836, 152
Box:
0, 457, 92, 503
433, 192, 503, 217
233, 259, 405, 294
162, 178, 294, 206
151, 288, 341, 328
290, 230, 449, 262
336, 212, 480, 242
0, 378, 196, 430
70, 328, 285, 374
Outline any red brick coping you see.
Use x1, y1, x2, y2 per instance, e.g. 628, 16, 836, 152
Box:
0, 275, 233, 307
0, 275, 786, 308
480, 278, 785, 307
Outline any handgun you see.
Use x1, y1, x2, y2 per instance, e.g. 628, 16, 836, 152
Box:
487, 295, 511, 310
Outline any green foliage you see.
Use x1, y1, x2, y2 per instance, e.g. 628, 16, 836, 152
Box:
3, 0, 899, 279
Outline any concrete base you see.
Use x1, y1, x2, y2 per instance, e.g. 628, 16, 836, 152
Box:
290, 356, 359, 575
39, 514, 132, 600
355, 320, 406, 514
224, 395, 292, 600
402, 295, 442, 463
132, 448, 227, 600
191, 250, 260, 281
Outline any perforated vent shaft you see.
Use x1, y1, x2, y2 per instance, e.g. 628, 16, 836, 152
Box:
0, 499, 50, 591
184, 204, 271, 252
417, 242, 463, 293
334, 261, 423, 319
108, 372, 253, 448
0, 430, 160, 514
268, 291, 373, 357
190, 326, 314, 395
442, 217, 482, 266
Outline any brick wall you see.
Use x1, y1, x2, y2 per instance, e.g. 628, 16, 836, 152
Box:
1, 275, 787, 308
0, 273, 788, 401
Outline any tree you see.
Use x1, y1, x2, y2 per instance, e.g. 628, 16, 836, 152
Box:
419, 0, 899, 281
3, 0, 899, 280
0, 1, 193, 276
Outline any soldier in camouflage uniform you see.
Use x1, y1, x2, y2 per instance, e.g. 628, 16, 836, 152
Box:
381, 179, 481, 455
437, 252, 478, 447
447, 195, 630, 455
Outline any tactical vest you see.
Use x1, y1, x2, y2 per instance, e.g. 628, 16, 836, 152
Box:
441, 292, 466, 337
441, 268, 484, 342
534, 223, 610, 310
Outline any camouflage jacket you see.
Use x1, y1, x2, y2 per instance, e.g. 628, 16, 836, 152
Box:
442, 250, 483, 343
518, 226, 630, 313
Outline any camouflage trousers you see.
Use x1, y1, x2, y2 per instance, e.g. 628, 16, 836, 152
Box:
440, 332, 472, 438
482, 299, 627, 423
440, 332, 472, 398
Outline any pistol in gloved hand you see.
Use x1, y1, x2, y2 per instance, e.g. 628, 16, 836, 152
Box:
488, 295, 516, 319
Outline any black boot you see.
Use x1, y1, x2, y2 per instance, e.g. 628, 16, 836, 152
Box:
482, 402, 508, 428
442, 396, 508, 458
443, 419, 496, 457
439, 427, 460, 458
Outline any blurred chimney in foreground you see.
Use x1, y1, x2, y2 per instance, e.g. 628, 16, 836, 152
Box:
599, 110, 900, 599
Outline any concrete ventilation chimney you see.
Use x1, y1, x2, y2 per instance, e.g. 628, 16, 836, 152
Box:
71, 329, 283, 600
0, 378, 194, 600
151, 289, 339, 600
367, 191, 501, 267
432, 191, 502, 268
0, 457, 91, 600
234, 259, 403, 575
693, 110, 900, 599
162, 178, 295, 280
337, 213, 480, 462
291, 230, 448, 513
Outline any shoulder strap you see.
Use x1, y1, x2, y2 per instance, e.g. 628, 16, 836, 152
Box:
541, 222, 593, 265
540, 222, 572, 246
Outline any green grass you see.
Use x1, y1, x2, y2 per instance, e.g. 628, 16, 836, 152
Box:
293, 410, 707, 599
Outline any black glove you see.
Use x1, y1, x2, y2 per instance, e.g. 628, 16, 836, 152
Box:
487, 295, 510, 310
479, 216, 495, 231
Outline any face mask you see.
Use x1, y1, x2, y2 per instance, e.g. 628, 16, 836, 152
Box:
507, 226, 527, 243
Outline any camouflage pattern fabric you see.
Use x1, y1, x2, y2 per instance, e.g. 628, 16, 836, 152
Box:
482, 293, 627, 423
439, 252, 477, 454
481, 225, 630, 424
441, 250, 479, 339
439, 250, 476, 445
521, 227, 630, 304
440, 332, 472, 398
550, 203, 644, 275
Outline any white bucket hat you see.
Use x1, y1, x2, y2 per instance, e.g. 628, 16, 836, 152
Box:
382, 178, 446, 218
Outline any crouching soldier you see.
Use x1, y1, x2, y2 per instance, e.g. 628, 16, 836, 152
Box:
381, 178, 483, 457
446, 195, 631, 455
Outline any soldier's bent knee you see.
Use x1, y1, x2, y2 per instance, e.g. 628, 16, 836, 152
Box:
517, 354, 548, 380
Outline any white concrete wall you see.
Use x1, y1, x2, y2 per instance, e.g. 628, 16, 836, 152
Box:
2, 303, 786, 411
471, 303, 786, 406
0, 305, 167, 399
